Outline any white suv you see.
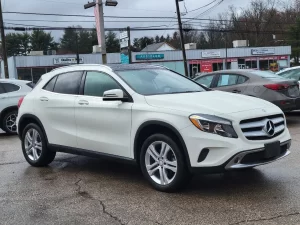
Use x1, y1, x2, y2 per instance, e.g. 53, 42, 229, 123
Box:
0, 79, 33, 134
17, 64, 291, 192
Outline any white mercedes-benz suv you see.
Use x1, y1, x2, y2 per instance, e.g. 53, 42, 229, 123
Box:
17, 64, 291, 192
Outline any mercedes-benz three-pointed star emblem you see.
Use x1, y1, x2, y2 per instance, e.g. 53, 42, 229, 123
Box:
263, 120, 275, 137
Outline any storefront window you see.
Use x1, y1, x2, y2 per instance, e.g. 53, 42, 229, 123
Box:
32, 68, 47, 83
18, 68, 32, 81
246, 60, 258, 69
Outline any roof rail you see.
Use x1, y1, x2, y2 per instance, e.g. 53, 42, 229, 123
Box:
52, 64, 112, 72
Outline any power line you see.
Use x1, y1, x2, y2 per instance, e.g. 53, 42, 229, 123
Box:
1, 25, 293, 35
2, 11, 298, 25
187, 0, 218, 13
184, 0, 224, 23
4, 19, 204, 23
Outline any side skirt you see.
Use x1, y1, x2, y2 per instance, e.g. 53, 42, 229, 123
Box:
48, 144, 137, 165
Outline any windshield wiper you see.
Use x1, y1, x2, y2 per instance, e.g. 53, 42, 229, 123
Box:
168, 90, 202, 94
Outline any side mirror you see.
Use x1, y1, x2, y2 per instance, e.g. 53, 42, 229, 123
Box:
103, 89, 128, 102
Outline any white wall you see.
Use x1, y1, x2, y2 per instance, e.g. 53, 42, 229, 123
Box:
1, 57, 17, 79
157, 43, 175, 51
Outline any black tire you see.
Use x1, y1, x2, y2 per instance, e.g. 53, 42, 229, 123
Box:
140, 133, 191, 192
21, 123, 56, 167
2, 110, 18, 134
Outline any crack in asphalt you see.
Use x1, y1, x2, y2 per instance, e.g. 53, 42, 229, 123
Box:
0, 161, 25, 166
229, 212, 300, 225
74, 178, 126, 225
98, 199, 126, 225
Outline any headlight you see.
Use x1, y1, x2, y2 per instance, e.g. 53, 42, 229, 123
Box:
189, 114, 238, 138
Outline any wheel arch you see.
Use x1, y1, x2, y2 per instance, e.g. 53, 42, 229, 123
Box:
18, 114, 49, 144
134, 121, 191, 170
0, 106, 18, 127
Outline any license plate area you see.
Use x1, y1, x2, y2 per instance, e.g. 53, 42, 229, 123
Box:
264, 141, 281, 159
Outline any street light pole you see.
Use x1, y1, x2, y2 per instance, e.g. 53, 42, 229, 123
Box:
175, 0, 189, 77
0, 0, 9, 78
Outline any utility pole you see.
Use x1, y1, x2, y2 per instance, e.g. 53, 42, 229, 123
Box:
175, 0, 188, 77
84, 0, 116, 64
76, 32, 80, 64
127, 26, 132, 64
97, 0, 107, 64
225, 32, 228, 69
0, 0, 9, 78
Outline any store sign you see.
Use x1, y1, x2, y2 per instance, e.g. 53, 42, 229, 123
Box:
259, 56, 279, 60
226, 58, 238, 62
189, 60, 201, 64
120, 31, 128, 40
201, 51, 221, 58
245, 57, 257, 61
120, 53, 129, 64
201, 63, 213, 72
120, 38, 129, 48
278, 55, 288, 60
136, 54, 164, 60
251, 48, 275, 55
53, 57, 83, 65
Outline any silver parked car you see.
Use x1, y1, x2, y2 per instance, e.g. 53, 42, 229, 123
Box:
276, 66, 300, 87
194, 69, 300, 112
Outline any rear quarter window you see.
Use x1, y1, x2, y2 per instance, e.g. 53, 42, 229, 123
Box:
2, 83, 20, 93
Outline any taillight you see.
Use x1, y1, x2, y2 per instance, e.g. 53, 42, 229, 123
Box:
18, 97, 24, 108
264, 84, 289, 90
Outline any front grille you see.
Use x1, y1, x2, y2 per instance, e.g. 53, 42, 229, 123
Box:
240, 114, 285, 140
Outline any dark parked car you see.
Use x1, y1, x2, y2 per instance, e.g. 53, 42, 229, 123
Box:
194, 69, 300, 112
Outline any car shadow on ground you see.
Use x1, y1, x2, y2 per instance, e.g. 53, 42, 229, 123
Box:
29, 154, 285, 197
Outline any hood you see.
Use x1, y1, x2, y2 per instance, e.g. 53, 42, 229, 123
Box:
145, 91, 278, 115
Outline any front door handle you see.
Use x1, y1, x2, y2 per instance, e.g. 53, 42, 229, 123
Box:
232, 90, 241, 93
78, 100, 89, 105
40, 97, 49, 101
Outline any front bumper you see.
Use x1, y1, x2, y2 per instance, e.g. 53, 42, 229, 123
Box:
225, 140, 290, 170
189, 140, 291, 174
180, 123, 291, 172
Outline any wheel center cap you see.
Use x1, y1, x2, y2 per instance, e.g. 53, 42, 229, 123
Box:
159, 160, 164, 166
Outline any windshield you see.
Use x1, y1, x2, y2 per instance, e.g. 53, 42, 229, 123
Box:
250, 70, 284, 79
116, 69, 205, 95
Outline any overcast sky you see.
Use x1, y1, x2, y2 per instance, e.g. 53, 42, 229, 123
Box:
2, 0, 251, 41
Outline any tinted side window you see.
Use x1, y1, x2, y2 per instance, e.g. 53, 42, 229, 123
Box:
195, 75, 215, 87
0, 84, 5, 94
237, 76, 248, 84
217, 74, 239, 87
53, 72, 83, 95
84, 71, 121, 97
2, 83, 20, 93
43, 76, 58, 92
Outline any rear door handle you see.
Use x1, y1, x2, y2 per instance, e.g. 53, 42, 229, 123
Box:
232, 90, 241, 93
78, 100, 89, 105
40, 97, 49, 101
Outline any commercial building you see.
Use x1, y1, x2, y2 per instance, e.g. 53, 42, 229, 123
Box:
1, 46, 291, 82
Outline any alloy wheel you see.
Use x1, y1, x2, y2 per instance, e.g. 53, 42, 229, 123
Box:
145, 141, 178, 185
24, 128, 43, 161
6, 114, 17, 133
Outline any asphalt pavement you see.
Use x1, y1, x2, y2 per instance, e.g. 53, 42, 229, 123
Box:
1, 112, 300, 225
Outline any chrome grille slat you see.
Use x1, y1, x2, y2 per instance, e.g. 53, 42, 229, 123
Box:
240, 114, 285, 140
240, 117, 284, 129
